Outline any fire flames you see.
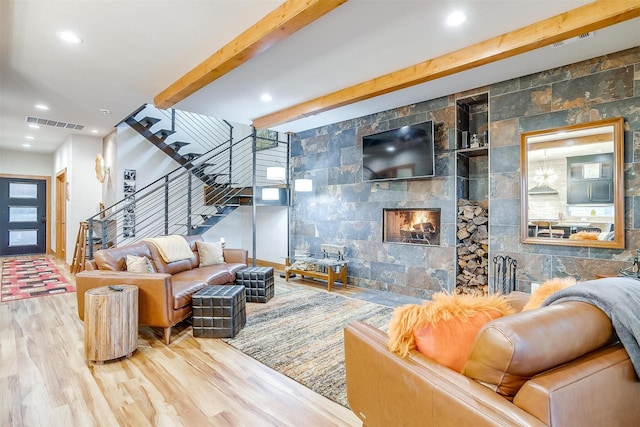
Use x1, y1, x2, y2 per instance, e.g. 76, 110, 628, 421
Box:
400, 210, 436, 233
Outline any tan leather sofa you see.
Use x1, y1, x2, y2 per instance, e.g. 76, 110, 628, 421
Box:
76, 235, 247, 344
344, 292, 640, 427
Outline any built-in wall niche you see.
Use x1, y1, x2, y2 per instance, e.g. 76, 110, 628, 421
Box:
455, 92, 489, 204
455, 92, 490, 296
383, 208, 441, 246
456, 93, 488, 149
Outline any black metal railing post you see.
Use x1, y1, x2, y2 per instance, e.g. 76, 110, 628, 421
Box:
164, 175, 169, 235
227, 120, 233, 187
87, 217, 94, 259
187, 171, 193, 234
251, 127, 257, 267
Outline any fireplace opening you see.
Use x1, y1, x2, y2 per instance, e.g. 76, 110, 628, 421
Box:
383, 208, 441, 246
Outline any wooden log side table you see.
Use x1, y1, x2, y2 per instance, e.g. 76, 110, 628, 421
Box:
84, 285, 138, 364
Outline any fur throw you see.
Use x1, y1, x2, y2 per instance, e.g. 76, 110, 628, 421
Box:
387, 292, 515, 358
522, 277, 577, 311
569, 231, 599, 240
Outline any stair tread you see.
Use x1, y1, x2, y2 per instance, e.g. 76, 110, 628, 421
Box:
139, 116, 161, 128
155, 129, 176, 138
169, 141, 190, 152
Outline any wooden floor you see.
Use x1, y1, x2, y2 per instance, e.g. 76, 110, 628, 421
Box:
0, 258, 362, 427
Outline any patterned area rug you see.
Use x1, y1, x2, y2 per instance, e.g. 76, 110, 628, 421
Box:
1, 256, 75, 302
222, 287, 393, 408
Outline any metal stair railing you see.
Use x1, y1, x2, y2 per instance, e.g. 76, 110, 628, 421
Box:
87, 141, 233, 258
155, 108, 231, 155
85, 132, 289, 259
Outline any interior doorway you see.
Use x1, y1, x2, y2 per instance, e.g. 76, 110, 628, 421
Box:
55, 169, 67, 261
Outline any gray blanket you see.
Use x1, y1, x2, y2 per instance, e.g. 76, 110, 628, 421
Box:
542, 277, 640, 377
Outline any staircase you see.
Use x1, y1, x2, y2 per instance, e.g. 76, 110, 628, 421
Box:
84, 104, 289, 260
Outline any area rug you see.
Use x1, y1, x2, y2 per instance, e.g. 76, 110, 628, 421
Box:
1, 256, 75, 302
222, 287, 393, 408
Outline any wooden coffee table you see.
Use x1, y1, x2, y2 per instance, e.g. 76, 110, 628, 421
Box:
285, 258, 348, 291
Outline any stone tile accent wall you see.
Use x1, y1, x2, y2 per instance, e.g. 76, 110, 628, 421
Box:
290, 46, 640, 298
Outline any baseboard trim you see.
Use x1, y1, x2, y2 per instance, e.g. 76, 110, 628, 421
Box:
248, 258, 285, 272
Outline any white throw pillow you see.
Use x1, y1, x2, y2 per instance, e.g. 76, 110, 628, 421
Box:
126, 254, 155, 273
196, 240, 225, 267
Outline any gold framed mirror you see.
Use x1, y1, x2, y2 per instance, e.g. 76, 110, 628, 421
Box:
520, 117, 624, 248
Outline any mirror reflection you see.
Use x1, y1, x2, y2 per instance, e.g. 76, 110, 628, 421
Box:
520, 117, 624, 248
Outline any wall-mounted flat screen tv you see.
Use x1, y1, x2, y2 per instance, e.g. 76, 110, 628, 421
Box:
362, 121, 435, 182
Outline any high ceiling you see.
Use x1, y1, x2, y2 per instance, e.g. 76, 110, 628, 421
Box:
1, 0, 639, 154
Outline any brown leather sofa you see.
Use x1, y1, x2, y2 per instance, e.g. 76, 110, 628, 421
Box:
344, 292, 640, 427
76, 235, 247, 344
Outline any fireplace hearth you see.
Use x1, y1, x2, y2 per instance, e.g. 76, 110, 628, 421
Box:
383, 208, 441, 245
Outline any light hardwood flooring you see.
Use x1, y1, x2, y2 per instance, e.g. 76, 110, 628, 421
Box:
0, 258, 363, 427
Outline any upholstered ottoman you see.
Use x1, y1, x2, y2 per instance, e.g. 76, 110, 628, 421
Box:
192, 285, 246, 338
235, 266, 274, 303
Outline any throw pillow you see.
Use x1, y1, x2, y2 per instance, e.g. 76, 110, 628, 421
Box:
387, 292, 514, 372
196, 240, 225, 267
522, 276, 577, 311
126, 254, 155, 273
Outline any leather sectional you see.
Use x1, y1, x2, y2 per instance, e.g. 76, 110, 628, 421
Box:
76, 235, 247, 344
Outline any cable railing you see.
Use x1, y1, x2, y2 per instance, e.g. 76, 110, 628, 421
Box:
155, 107, 232, 155
85, 122, 289, 260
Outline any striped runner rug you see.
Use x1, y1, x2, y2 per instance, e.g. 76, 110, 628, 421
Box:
1, 256, 75, 302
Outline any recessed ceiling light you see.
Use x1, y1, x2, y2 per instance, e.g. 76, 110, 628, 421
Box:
260, 94, 273, 102
57, 31, 83, 44
99, 108, 111, 115
28, 124, 40, 129
91, 129, 98, 133
34, 104, 49, 110
22, 144, 31, 148
446, 11, 467, 26
25, 136, 35, 140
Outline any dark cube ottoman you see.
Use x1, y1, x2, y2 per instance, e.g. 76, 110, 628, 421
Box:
192, 285, 246, 338
235, 266, 274, 303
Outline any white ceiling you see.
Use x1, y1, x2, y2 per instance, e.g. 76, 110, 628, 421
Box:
1, 0, 639, 154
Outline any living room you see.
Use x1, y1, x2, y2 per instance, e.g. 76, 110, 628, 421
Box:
2, 1, 640, 426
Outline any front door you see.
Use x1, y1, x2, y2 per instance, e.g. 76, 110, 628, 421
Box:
0, 177, 47, 255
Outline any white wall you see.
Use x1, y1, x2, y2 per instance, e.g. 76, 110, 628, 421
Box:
0, 149, 54, 176
113, 124, 185, 242
54, 134, 104, 263
3, 135, 104, 262
115, 124, 179, 200
204, 205, 288, 264
103, 130, 118, 207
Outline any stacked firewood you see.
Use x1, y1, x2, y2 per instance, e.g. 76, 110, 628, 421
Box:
455, 199, 489, 296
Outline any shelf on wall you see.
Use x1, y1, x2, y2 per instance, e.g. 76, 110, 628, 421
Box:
456, 147, 488, 157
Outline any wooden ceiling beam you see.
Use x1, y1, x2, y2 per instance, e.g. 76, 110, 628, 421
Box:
253, 0, 640, 129
154, 0, 348, 110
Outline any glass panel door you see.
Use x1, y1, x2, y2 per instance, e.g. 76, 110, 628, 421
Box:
0, 177, 47, 255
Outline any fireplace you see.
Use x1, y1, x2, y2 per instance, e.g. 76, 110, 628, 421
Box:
383, 208, 441, 246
